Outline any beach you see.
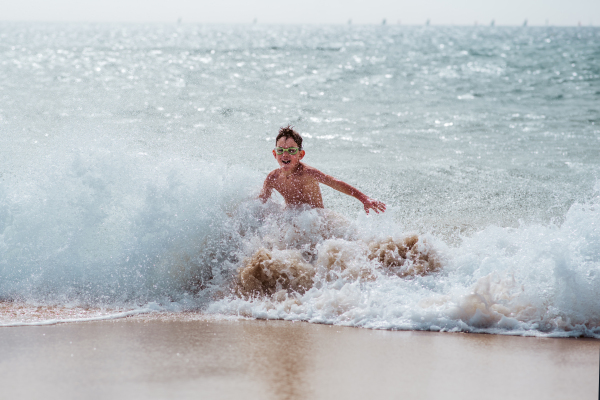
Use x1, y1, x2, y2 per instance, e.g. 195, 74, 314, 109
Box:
1, 23, 600, 399
1, 315, 597, 400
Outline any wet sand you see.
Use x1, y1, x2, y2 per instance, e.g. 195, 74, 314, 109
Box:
0, 314, 598, 400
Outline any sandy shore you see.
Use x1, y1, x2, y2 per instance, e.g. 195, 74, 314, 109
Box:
0, 314, 598, 400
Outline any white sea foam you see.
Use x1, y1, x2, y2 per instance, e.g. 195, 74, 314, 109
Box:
0, 143, 262, 306
208, 187, 600, 338
1, 148, 599, 337
0, 303, 162, 327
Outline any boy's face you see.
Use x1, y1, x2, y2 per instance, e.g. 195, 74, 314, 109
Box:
273, 137, 305, 171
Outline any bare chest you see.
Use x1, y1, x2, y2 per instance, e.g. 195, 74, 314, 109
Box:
272, 173, 321, 201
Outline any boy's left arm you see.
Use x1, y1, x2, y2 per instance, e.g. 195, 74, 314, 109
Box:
311, 170, 386, 214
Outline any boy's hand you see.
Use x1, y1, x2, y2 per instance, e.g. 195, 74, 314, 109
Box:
362, 197, 386, 214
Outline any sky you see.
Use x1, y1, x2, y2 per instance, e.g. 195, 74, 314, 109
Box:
0, 0, 597, 26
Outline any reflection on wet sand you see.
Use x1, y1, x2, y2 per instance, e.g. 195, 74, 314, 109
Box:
238, 321, 314, 400
0, 316, 598, 400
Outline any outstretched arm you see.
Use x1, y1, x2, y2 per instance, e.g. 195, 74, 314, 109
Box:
311, 170, 386, 214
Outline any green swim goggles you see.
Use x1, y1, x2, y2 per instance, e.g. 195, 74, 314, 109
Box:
275, 147, 301, 155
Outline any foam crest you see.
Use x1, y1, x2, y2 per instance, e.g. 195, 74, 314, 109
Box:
368, 236, 442, 278
210, 194, 600, 337
236, 248, 315, 297
230, 207, 441, 299
422, 273, 533, 329
0, 144, 261, 306
315, 239, 375, 282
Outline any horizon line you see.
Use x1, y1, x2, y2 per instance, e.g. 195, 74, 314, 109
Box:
0, 20, 596, 27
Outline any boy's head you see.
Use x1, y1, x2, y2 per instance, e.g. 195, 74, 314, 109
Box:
276, 125, 303, 149
273, 125, 305, 171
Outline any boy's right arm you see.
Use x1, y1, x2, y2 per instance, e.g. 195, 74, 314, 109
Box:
258, 172, 275, 203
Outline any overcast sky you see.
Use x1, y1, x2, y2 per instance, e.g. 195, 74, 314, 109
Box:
1, 0, 597, 26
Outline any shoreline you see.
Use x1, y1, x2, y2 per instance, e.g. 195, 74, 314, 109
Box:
1, 314, 598, 400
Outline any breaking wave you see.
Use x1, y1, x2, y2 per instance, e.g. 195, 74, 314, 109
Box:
1, 149, 600, 337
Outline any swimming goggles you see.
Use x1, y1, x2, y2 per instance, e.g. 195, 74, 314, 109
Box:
275, 147, 301, 155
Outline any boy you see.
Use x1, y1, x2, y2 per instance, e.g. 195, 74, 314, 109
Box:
259, 126, 386, 214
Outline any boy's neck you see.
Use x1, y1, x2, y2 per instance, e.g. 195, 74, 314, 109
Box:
280, 162, 303, 177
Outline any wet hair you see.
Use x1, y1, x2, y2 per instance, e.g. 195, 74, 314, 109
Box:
276, 125, 303, 149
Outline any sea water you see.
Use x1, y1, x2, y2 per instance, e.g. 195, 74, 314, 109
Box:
1, 23, 599, 337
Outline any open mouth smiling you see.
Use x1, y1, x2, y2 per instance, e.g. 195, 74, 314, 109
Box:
282, 160, 291, 164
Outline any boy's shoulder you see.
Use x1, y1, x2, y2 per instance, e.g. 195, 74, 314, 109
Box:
265, 168, 281, 179
264, 168, 284, 184
300, 163, 326, 178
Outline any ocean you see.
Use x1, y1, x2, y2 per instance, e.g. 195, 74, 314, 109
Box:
1, 22, 599, 337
